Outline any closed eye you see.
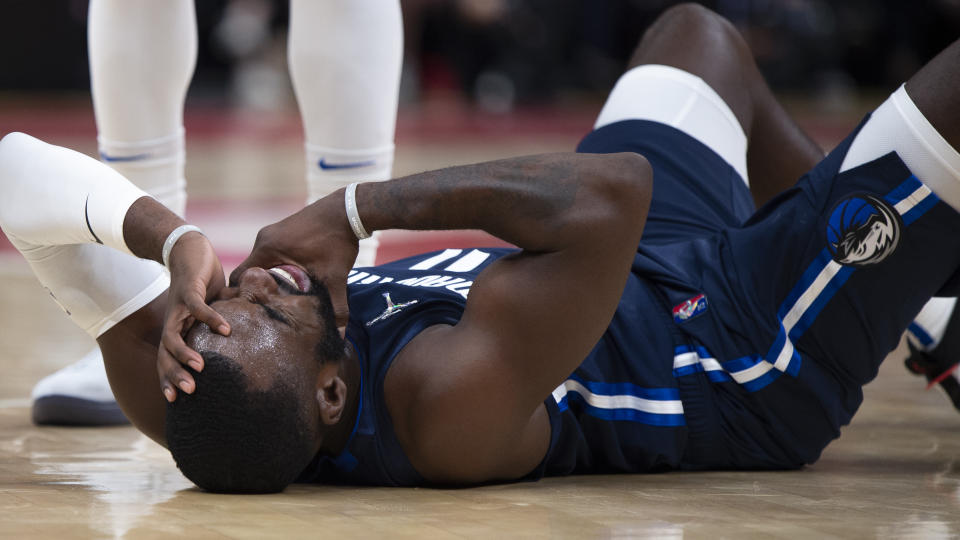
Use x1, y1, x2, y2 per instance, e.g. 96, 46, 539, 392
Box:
257, 302, 291, 325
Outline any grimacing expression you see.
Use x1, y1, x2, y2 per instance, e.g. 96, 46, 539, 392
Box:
184, 265, 331, 392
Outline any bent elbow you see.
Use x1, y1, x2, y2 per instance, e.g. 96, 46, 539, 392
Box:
611, 151, 652, 190
599, 152, 653, 231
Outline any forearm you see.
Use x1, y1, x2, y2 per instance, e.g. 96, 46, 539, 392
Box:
122, 196, 191, 263
354, 152, 650, 252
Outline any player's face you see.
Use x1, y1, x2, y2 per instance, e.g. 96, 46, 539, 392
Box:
185, 265, 339, 392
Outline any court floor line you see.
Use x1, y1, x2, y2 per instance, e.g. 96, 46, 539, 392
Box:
0, 398, 30, 409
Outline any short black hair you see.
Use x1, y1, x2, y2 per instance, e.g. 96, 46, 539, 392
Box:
165, 352, 316, 493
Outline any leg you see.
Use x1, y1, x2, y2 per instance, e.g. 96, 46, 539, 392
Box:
88, 0, 197, 217
622, 3, 824, 206
892, 41, 960, 409
288, 0, 403, 265
905, 298, 960, 412
700, 39, 960, 466
906, 39, 960, 149
840, 39, 960, 213
583, 4, 776, 243
33, 0, 197, 426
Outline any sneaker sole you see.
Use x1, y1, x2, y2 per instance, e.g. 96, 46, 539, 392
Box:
32, 395, 130, 426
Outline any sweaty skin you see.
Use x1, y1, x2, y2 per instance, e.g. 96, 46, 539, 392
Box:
104, 151, 653, 483
229, 151, 653, 483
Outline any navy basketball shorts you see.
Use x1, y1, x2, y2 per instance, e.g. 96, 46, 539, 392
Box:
578, 66, 960, 469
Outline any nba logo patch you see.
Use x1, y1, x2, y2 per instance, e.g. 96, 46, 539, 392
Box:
673, 293, 707, 323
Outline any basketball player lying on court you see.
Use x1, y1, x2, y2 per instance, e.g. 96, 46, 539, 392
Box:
3, 5, 960, 493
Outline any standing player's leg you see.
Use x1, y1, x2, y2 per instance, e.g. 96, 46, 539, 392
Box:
31, 0, 197, 426
88, 0, 197, 217
288, 0, 403, 266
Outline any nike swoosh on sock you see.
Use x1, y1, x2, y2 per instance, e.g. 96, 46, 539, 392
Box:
318, 158, 376, 171
100, 151, 151, 163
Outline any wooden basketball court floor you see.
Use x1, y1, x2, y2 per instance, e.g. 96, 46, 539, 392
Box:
2, 101, 960, 539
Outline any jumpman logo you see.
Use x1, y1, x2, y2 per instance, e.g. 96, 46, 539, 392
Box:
366, 292, 419, 327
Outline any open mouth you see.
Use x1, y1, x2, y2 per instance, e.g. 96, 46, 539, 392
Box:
268, 265, 311, 293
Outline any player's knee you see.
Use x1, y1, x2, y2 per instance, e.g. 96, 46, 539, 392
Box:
653, 3, 734, 39
636, 3, 747, 65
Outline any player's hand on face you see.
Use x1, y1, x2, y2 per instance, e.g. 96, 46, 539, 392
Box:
159, 231, 230, 403
230, 193, 359, 337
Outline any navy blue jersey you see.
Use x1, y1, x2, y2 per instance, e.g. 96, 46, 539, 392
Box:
300, 245, 698, 485
300, 119, 960, 485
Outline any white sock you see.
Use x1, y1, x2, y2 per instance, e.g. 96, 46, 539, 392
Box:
908, 297, 958, 351
98, 131, 187, 218
288, 0, 403, 205
0, 133, 169, 337
88, 0, 197, 217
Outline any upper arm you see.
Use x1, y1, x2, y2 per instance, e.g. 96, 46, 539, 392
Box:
97, 294, 169, 446
392, 152, 653, 483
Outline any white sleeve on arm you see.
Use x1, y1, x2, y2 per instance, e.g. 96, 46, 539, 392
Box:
0, 132, 148, 255
0, 132, 169, 337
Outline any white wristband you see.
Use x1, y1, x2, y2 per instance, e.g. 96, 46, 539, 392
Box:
161, 224, 204, 268
344, 182, 371, 240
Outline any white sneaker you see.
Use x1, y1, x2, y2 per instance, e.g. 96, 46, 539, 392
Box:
31, 348, 129, 426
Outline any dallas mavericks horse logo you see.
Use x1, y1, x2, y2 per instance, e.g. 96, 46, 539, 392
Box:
826, 194, 902, 266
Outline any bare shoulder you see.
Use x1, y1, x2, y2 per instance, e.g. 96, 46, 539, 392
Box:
383, 323, 551, 485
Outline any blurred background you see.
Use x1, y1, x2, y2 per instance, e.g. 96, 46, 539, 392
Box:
0, 6, 958, 536
0, 0, 958, 246
1, 0, 959, 118
2, 0, 959, 112
1, 0, 957, 256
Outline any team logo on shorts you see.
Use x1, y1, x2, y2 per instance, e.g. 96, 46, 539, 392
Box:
826, 193, 902, 266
